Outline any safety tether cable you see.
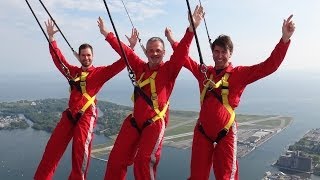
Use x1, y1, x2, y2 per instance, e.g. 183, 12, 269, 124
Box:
185, 0, 204, 65
25, 0, 72, 81
38, 0, 76, 53
198, 0, 212, 46
120, 0, 146, 53
102, 0, 155, 108
185, 0, 215, 87
102, 0, 136, 84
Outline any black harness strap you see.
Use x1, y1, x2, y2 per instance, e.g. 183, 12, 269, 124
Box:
134, 86, 154, 108
130, 117, 153, 134
198, 123, 229, 144
66, 110, 82, 125
206, 84, 229, 104
208, 90, 222, 103
68, 79, 81, 92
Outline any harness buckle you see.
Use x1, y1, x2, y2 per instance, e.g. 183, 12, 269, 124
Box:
203, 79, 215, 91
151, 93, 158, 101
80, 81, 86, 87
221, 89, 229, 95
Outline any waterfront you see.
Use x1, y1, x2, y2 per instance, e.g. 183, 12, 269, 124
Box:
1, 73, 320, 179
1, 111, 320, 179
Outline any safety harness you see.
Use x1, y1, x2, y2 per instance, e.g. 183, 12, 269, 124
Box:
101, 1, 169, 132
66, 72, 96, 124
198, 73, 235, 144
130, 72, 169, 134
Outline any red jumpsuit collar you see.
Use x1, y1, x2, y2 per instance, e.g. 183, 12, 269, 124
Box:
81, 65, 95, 72
146, 61, 164, 71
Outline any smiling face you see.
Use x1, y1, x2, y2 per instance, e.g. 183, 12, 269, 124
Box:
78, 44, 93, 68
146, 37, 165, 68
211, 35, 233, 70
212, 45, 231, 69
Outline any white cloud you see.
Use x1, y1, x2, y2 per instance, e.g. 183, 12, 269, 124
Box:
2, 0, 320, 75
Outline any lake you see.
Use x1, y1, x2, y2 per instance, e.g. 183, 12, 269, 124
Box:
1, 71, 320, 179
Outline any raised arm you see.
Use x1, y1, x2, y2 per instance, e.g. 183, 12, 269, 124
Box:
93, 58, 126, 88
167, 5, 204, 80
165, 27, 202, 81
97, 17, 144, 71
237, 14, 296, 85
45, 19, 76, 77
281, 14, 295, 43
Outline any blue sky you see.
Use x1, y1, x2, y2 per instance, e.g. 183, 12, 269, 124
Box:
1, 0, 320, 78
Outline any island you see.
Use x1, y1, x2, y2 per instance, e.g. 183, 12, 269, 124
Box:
0, 99, 292, 160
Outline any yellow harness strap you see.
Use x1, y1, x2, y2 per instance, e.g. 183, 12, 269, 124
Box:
131, 72, 169, 122
221, 73, 235, 131
72, 72, 96, 113
200, 74, 222, 105
200, 73, 235, 131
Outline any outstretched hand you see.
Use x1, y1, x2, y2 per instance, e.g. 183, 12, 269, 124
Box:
45, 19, 59, 42
282, 14, 295, 43
97, 17, 109, 37
165, 27, 175, 45
125, 28, 139, 50
188, 5, 204, 32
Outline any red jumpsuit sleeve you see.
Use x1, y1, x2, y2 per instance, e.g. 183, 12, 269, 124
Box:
95, 58, 126, 86
49, 41, 77, 77
105, 32, 144, 72
235, 39, 291, 86
166, 28, 194, 80
171, 41, 202, 81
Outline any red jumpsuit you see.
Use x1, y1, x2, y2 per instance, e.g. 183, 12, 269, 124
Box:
103, 29, 194, 180
176, 39, 290, 180
34, 41, 125, 180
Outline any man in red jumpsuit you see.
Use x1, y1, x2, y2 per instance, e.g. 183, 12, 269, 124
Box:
34, 19, 126, 180
97, 6, 204, 180
165, 15, 295, 180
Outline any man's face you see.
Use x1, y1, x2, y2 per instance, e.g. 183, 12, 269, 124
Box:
79, 48, 93, 67
212, 45, 231, 69
146, 40, 165, 68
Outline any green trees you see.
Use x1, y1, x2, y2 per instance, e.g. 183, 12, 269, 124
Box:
0, 99, 131, 136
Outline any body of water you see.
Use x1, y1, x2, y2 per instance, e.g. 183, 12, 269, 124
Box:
1, 72, 320, 179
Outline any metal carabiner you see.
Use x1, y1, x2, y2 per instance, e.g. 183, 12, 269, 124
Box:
203, 78, 215, 91
128, 71, 137, 86
200, 63, 208, 74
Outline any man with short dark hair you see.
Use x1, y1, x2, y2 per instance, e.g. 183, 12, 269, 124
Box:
165, 14, 295, 180
34, 19, 126, 180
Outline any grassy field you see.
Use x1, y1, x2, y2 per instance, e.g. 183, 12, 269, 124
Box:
91, 111, 292, 159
